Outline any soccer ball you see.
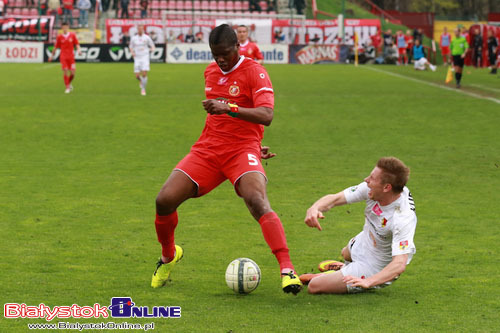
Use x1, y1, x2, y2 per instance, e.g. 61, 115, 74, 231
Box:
225, 258, 261, 294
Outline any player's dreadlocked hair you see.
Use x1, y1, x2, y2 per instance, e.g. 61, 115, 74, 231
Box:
209, 24, 238, 47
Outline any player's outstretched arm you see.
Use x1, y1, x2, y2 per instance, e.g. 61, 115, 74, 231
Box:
201, 99, 273, 126
304, 192, 347, 231
343, 254, 408, 289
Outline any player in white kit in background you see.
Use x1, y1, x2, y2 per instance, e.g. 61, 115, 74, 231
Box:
301, 157, 417, 294
129, 25, 155, 96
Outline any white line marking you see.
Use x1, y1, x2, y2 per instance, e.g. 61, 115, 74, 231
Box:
469, 84, 500, 93
36, 64, 58, 70
363, 66, 500, 105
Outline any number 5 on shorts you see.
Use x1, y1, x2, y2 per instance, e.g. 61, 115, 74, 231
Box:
248, 153, 258, 166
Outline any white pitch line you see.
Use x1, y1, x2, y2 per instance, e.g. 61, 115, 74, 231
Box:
363, 66, 500, 105
470, 84, 500, 93
36, 64, 58, 70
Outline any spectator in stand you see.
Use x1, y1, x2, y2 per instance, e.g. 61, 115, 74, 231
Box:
62, 0, 74, 27
39, 0, 48, 15
140, 0, 148, 18
274, 28, 285, 43
471, 27, 483, 68
176, 33, 184, 43
249, 0, 261, 13
451, 28, 469, 88
413, 39, 436, 71
48, 0, 61, 26
237, 25, 264, 64
487, 29, 498, 74
185, 28, 195, 43
384, 41, 398, 64
120, 0, 130, 18
395, 30, 408, 65
405, 30, 413, 63
77, 0, 91, 28
370, 31, 381, 57
460, 26, 469, 43
0, 1, 4, 17
383, 29, 393, 58
166, 30, 177, 44
266, 0, 275, 13
121, 30, 130, 45
101, 0, 110, 11
440, 26, 451, 65
413, 28, 424, 45
195, 31, 203, 43
294, 0, 305, 15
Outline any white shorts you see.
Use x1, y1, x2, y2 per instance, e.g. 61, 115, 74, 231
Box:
414, 58, 428, 70
340, 232, 393, 294
134, 57, 150, 73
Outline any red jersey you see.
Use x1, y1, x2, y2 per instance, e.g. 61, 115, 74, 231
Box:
200, 56, 274, 146
239, 40, 264, 61
55, 32, 79, 60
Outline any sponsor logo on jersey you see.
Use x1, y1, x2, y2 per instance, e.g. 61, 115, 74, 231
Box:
218, 77, 228, 85
372, 203, 383, 216
229, 85, 240, 96
399, 240, 408, 250
381, 218, 387, 227
350, 186, 357, 192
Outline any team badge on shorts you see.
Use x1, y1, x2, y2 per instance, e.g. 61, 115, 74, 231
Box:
229, 85, 240, 96
381, 218, 388, 227
399, 240, 408, 250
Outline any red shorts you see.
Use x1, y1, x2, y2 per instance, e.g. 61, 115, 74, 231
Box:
60, 57, 76, 70
441, 46, 450, 55
398, 48, 407, 55
175, 142, 266, 197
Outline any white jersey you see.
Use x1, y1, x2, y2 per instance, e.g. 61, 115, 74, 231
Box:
343, 182, 417, 269
129, 33, 154, 59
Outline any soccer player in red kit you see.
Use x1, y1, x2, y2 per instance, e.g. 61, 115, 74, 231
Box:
48, 21, 82, 94
236, 25, 264, 64
151, 24, 302, 294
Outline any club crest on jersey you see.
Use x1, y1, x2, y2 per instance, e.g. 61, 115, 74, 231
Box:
229, 85, 240, 96
218, 77, 228, 85
381, 218, 388, 227
399, 240, 408, 250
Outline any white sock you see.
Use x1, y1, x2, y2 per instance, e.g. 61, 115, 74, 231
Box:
141, 76, 148, 89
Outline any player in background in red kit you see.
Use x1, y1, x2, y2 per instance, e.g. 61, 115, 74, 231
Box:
151, 24, 302, 295
405, 30, 413, 63
440, 26, 451, 65
236, 25, 264, 64
48, 21, 82, 94
395, 30, 408, 65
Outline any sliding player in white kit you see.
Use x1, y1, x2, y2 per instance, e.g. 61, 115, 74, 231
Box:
129, 25, 155, 96
301, 157, 417, 294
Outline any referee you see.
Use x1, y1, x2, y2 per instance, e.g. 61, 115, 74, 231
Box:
450, 28, 470, 88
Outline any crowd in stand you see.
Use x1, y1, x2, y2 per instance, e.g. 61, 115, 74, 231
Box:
0, 0, 292, 22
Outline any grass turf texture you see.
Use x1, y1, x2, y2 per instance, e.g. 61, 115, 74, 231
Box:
1, 63, 499, 332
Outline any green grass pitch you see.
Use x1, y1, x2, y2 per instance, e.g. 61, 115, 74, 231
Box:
1, 62, 499, 332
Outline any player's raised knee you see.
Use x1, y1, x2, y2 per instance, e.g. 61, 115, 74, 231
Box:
307, 279, 322, 294
341, 247, 352, 262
